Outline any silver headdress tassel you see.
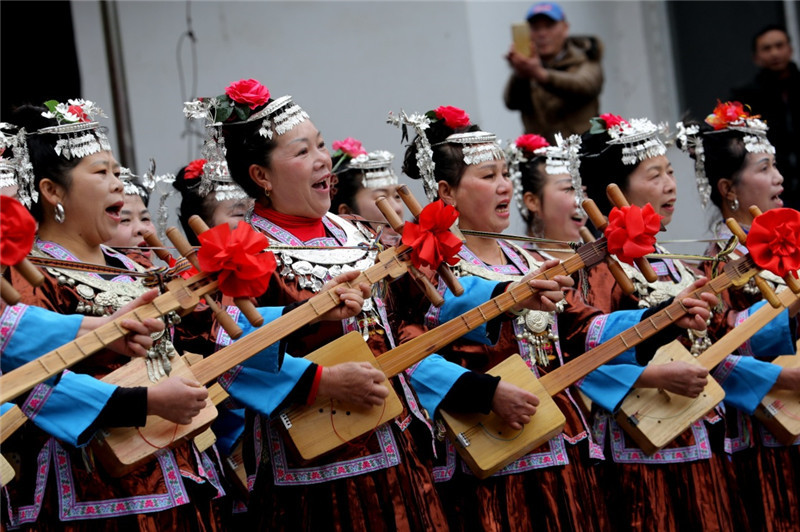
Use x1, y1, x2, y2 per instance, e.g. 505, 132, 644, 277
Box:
349, 150, 399, 189
387, 110, 436, 201
37, 99, 110, 159
505, 141, 528, 218
244, 95, 309, 140
539, 133, 585, 217
0, 123, 21, 193
675, 121, 711, 208
606, 118, 668, 166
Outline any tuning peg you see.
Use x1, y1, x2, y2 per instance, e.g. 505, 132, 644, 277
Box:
606, 184, 658, 283
395, 185, 464, 297
581, 198, 635, 295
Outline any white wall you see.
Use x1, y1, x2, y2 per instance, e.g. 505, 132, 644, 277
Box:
72, 0, 713, 257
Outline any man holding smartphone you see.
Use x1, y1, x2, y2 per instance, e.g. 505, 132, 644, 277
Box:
504, 2, 604, 142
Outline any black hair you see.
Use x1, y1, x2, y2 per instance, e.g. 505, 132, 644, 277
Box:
220, 99, 279, 200
752, 24, 790, 52
517, 155, 549, 233
172, 165, 219, 247
401, 119, 481, 194
330, 163, 364, 215
126, 175, 151, 206
578, 128, 636, 220
11, 104, 87, 221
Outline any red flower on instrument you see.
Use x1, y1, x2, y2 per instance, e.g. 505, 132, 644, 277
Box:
197, 222, 276, 298
401, 200, 463, 269
604, 203, 661, 265
746, 208, 800, 278
433, 106, 471, 129
515, 134, 549, 154
0, 195, 36, 266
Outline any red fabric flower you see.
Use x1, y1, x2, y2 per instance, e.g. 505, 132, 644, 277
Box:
746, 208, 800, 278
67, 104, 89, 123
434, 106, 471, 129
0, 195, 37, 266
184, 159, 206, 180
197, 222, 276, 298
332, 137, 367, 158
515, 134, 550, 153
705, 100, 749, 130
604, 204, 662, 265
225, 79, 271, 110
600, 113, 628, 129
401, 200, 463, 269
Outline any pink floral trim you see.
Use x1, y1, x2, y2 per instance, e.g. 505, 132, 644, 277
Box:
2, 440, 50, 526
266, 421, 400, 485
0, 303, 25, 353
53, 443, 191, 520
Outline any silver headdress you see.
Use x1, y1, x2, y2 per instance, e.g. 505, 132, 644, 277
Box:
675, 121, 711, 208
443, 132, 505, 166
0, 123, 20, 193
199, 157, 249, 202
606, 118, 668, 165
37, 99, 110, 159
349, 151, 398, 189
387, 110, 436, 201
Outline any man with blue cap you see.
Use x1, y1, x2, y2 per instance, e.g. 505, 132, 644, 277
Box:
504, 1, 604, 142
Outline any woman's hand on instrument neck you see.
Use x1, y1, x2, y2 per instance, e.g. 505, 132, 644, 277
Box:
317, 362, 389, 409
673, 278, 718, 331
83, 288, 167, 358
508, 258, 572, 314
313, 270, 371, 323
491, 380, 540, 430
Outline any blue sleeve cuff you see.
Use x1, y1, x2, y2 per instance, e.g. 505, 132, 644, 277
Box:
407, 354, 469, 415
30, 371, 117, 447
436, 277, 502, 345
713, 355, 782, 414
224, 354, 312, 417
1, 305, 82, 373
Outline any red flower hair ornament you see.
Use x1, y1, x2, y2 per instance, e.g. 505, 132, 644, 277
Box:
197, 222, 276, 298
0, 195, 37, 267
746, 208, 800, 278
704, 100, 753, 130
515, 134, 550, 154
430, 106, 471, 129
401, 200, 463, 269
604, 203, 662, 265
184, 159, 207, 181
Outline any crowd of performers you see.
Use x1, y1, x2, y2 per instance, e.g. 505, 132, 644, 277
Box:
1, 79, 799, 532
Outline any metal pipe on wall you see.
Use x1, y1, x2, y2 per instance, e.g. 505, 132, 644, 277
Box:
99, 0, 136, 168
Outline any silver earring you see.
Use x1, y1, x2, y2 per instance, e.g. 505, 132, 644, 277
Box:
264, 188, 271, 198
729, 198, 739, 211
54, 203, 66, 223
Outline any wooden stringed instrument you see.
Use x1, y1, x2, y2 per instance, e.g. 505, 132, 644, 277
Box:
439, 204, 793, 478
91, 188, 465, 476
615, 206, 800, 453
0, 227, 266, 485
282, 186, 644, 461
754, 345, 800, 445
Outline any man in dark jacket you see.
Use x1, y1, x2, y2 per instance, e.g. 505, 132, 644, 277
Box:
731, 24, 800, 210
504, 2, 603, 142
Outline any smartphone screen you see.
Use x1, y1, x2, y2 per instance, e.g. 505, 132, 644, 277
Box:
511, 22, 531, 57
